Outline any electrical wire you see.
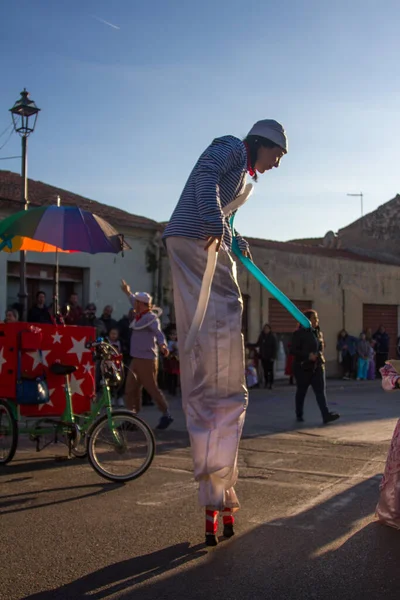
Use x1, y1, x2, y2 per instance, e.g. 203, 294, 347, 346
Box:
0, 127, 15, 152
0, 122, 13, 140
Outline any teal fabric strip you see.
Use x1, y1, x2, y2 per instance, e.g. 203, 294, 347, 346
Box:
230, 215, 311, 329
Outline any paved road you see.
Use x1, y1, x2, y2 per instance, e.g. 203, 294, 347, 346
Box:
1, 380, 400, 599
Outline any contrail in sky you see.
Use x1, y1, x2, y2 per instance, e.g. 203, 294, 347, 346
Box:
92, 15, 120, 30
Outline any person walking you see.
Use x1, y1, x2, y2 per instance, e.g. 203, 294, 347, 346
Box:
291, 310, 340, 425
163, 119, 288, 545
256, 324, 278, 389
120, 280, 173, 430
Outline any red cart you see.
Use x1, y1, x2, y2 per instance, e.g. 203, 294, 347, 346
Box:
0, 322, 155, 482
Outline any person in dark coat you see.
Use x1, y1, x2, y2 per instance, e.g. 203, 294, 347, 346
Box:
373, 325, 390, 376
118, 308, 134, 361
78, 303, 106, 338
99, 305, 118, 335
256, 323, 278, 389
27, 291, 53, 324
291, 310, 340, 425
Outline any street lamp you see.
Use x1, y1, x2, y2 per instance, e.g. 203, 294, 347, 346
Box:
9, 89, 41, 321
347, 192, 364, 218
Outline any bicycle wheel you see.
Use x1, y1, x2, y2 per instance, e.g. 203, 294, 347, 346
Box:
0, 399, 18, 465
87, 410, 155, 482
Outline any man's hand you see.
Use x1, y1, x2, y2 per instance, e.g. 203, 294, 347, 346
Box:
121, 279, 131, 296
204, 236, 222, 252
309, 352, 318, 362
160, 344, 169, 357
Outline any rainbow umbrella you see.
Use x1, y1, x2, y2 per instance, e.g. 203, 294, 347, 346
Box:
0, 205, 130, 254
0, 205, 131, 316
0, 236, 73, 253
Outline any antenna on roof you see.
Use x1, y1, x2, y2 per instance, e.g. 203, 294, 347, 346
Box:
347, 192, 364, 218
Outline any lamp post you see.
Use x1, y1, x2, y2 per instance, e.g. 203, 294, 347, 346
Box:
9, 89, 40, 321
347, 192, 364, 218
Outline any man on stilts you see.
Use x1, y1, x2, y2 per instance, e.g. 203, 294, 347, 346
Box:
163, 120, 288, 545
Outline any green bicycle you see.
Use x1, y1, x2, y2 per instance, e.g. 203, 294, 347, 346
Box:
0, 339, 155, 482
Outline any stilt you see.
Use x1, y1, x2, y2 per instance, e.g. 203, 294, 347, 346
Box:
205, 509, 218, 546
221, 507, 235, 538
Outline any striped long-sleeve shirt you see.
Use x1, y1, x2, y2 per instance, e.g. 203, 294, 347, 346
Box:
163, 135, 250, 254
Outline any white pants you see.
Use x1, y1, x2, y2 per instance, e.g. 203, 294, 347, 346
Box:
166, 237, 248, 509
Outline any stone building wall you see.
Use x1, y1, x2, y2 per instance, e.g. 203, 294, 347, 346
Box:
236, 242, 400, 375
338, 195, 400, 261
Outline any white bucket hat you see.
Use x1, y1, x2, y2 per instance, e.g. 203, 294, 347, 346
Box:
133, 292, 152, 305
247, 119, 288, 153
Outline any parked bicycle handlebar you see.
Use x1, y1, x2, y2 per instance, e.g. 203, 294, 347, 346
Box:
85, 339, 119, 356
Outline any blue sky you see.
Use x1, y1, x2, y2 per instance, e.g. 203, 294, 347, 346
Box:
1, 0, 400, 241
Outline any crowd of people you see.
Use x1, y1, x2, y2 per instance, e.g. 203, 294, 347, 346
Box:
337, 325, 390, 381
243, 322, 392, 390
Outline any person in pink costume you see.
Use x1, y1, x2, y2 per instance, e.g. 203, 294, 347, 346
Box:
376, 360, 400, 528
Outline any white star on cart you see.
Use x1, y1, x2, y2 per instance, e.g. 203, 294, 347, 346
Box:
83, 362, 92, 373
27, 350, 51, 371
38, 388, 55, 411
67, 337, 90, 364
52, 331, 63, 344
70, 374, 84, 397
0, 347, 6, 374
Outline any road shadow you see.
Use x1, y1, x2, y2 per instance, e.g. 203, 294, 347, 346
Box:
0, 454, 83, 476
0, 427, 191, 479
121, 476, 399, 600
153, 428, 190, 453
0, 482, 122, 516
0, 476, 32, 484
23, 476, 400, 600
24, 542, 207, 600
